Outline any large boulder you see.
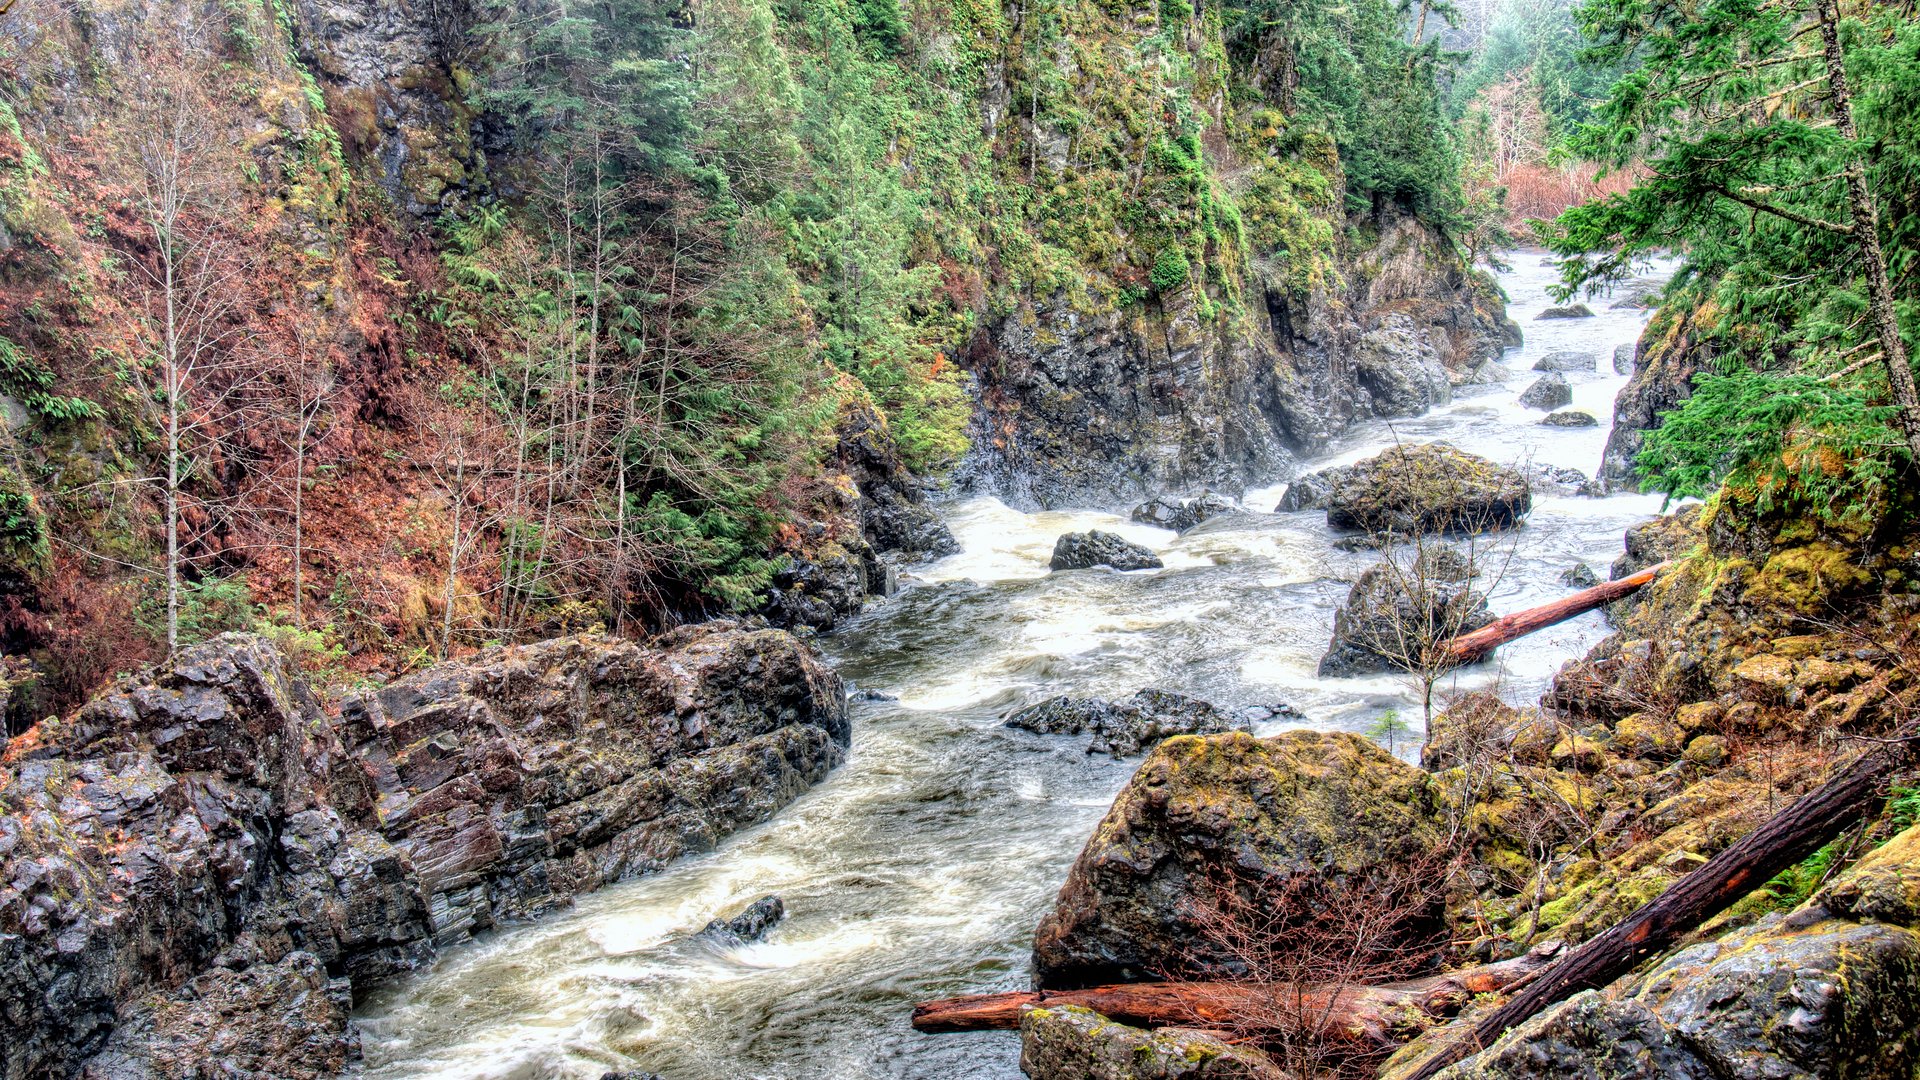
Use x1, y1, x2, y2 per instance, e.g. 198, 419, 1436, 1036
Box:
1412, 824, 1920, 1080
1051, 531, 1164, 572
1319, 561, 1494, 678
1517, 372, 1572, 411
1536, 304, 1595, 320
0, 627, 848, 1080
1613, 343, 1636, 374
1005, 689, 1246, 757
1020, 1005, 1288, 1080
1325, 445, 1532, 536
1031, 731, 1443, 988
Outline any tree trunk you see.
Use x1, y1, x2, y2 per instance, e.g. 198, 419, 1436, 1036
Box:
912, 945, 1562, 1042
1439, 563, 1667, 664
1814, 0, 1920, 465
1397, 741, 1910, 1080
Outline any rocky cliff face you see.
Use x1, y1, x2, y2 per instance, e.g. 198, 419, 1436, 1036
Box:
0, 626, 847, 1079
1599, 301, 1713, 489
965, 215, 1518, 509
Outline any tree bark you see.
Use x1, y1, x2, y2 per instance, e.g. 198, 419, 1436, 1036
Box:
911, 944, 1562, 1042
1439, 563, 1667, 664
1398, 741, 1909, 1080
1813, 0, 1920, 466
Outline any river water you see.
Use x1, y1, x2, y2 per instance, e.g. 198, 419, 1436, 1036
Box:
353, 255, 1673, 1080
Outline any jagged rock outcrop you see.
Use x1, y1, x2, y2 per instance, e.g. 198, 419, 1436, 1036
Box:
700, 895, 786, 945
1600, 304, 1712, 489
1319, 561, 1495, 677
1275, 464, 1357, 512
1051, 531, 1164, 572
1518, 372, 1572, 411
1031, 731, 1444, 989
1005, 689, 1245, 757
1020, 1005, 1288, 1080
1409, 824, 1920, 1080
0, 627, 847, 1079
1325, 445, 1532, 536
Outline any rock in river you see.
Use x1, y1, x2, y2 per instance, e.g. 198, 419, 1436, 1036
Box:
1518, 371, 1572, 411
1537, 303, 1596, 320
1274, 464, 1357, 512
1050, 530, 1164, 572
1005, 689, 1246, 757
701, 895, 786, 944
1539, 409, 1599, 428
1021, 1004, 1288, 1079
1325, 444, 1532, 536
1319, 561, 1495, 677
1130, 492, 1236, 533
1031, 730, 1444, 988
1533, 350, 1598, 373
0, 626, 848, 1079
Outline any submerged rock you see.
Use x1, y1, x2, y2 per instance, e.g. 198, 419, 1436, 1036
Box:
1518, 371, 1572, 411
1537, 304, 1596, 320
1130, 492, 1237, 533
1325, 444, 1532, 536
1031, 730, 1444, 988
1020, 1005, 1288, 1079
0, 628, 848, 1080
1319, 561, 1495, 677
1050, 530, 1164, 572
1533, 350, 1598, 373
700, 895, 786, 944
1005, 689, 1246, 757
1539, 409, 1598, 428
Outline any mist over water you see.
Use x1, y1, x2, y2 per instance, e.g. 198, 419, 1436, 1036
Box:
352, 255, 1675, 1079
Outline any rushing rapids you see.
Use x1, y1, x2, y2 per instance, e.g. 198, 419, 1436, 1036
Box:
352, 257, 1675, 1079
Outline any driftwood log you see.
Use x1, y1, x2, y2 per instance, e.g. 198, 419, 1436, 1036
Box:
1397, 741, 1911, 1080
911, 943, 1563, 1045
1440, 562, 1668, 664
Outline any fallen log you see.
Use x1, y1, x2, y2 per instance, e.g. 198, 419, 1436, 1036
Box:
1439, 562, 1667, 664
1397, 740, 1912, 1080
911, 943, 1563, 1044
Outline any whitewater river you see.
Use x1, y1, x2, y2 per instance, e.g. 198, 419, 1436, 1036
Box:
354, 255, 1674, 1079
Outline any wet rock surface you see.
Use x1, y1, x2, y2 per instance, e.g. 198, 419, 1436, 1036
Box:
1274, 464, 1356, 512
1325, 444, 1532, 536
1536, 304, 1595, 320
1031, 730, 1443, 989
1020, 1005, 1289, 1079
1050, 531, 1165, 572
1005, 690, 1247, 758
1601, 305, 1709, 488
1612, 343, 1636, 374
1517, 372, 1572, 411
0, 628, 848, 1079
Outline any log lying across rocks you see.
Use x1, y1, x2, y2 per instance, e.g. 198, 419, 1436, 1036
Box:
1398, 740, 1912, 1080
911, 943, 1563, 1044
1439, 562, 1668, 664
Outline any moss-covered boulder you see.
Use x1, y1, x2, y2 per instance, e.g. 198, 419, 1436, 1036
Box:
1325, 444, 1531, 536
1319, 561, 1494, 678
1019, 1005, 1289, 1080
1410, 823, 1920, 1080
1031, 731, 1443, 988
